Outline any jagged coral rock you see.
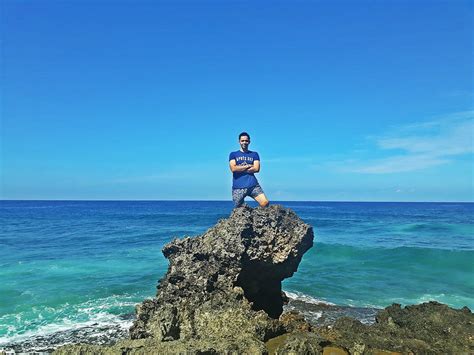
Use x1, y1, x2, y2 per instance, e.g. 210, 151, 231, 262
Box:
129, 204, 314, 345
315, 301, 474, 354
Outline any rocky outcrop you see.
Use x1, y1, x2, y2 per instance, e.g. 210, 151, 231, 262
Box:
313, 301, 474, 354
129, 204, 313, 345
54, 205, 474, 354
54, 301, 474, 354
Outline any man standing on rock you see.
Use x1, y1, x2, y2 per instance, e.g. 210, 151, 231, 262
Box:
229, 132, 269, 208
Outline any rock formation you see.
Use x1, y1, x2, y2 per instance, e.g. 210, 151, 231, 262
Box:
313, 301, 474, 354
129, 204, 313, 344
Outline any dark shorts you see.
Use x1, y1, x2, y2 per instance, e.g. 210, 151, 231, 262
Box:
232, 184, 265, 207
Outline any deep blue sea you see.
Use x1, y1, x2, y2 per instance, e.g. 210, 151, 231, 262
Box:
1, 200, 473, 349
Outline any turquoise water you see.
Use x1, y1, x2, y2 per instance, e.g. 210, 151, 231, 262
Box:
0, 200, 473, 346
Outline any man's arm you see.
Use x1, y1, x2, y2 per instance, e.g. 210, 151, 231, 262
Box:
229, 159, 252, 172
247, 160, 260, 173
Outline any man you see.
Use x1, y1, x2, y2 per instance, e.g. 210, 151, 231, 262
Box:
229, 132, 269, 208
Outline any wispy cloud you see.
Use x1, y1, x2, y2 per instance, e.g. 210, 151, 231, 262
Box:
351, 154, 449, 174
340, 111, 473, 174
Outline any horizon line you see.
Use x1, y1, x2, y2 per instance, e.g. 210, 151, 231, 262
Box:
1, 199, 473, 204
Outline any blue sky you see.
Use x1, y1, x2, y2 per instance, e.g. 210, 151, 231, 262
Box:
1, 0, 473, 201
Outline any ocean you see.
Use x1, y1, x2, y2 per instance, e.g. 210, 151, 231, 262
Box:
1, 200, 473, 352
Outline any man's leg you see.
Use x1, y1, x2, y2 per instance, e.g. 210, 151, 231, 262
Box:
250, 184, 269, 207
232, 188, 247, 208
255, 193, 269, 207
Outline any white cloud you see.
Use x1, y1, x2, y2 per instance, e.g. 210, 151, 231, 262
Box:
341, 111, 473, 174
352, 154, 449, 174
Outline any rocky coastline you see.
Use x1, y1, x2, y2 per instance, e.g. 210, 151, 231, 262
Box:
7, 205, 472, 354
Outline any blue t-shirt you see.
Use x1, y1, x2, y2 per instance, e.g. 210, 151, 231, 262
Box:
229, 150, 260, 189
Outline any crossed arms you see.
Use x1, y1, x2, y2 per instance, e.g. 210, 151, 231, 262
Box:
229, 160, 260, 174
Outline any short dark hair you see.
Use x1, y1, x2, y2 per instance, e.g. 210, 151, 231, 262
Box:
239, 132, 250, 140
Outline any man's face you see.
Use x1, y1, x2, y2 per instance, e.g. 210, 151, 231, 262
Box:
239, 136, 250, 150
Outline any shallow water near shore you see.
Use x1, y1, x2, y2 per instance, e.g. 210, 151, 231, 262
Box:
1, 200, 473, 351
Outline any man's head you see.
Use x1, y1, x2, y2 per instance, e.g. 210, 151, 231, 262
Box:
238, 132, 250, 151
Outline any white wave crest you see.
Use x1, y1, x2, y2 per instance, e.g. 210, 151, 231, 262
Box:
0, 294, 140, 346
283, 290, 336, 306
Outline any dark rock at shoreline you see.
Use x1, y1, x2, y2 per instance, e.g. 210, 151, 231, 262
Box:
313, 301, 474, 354
284, 298, 380, 326
1, 323, 130, 354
